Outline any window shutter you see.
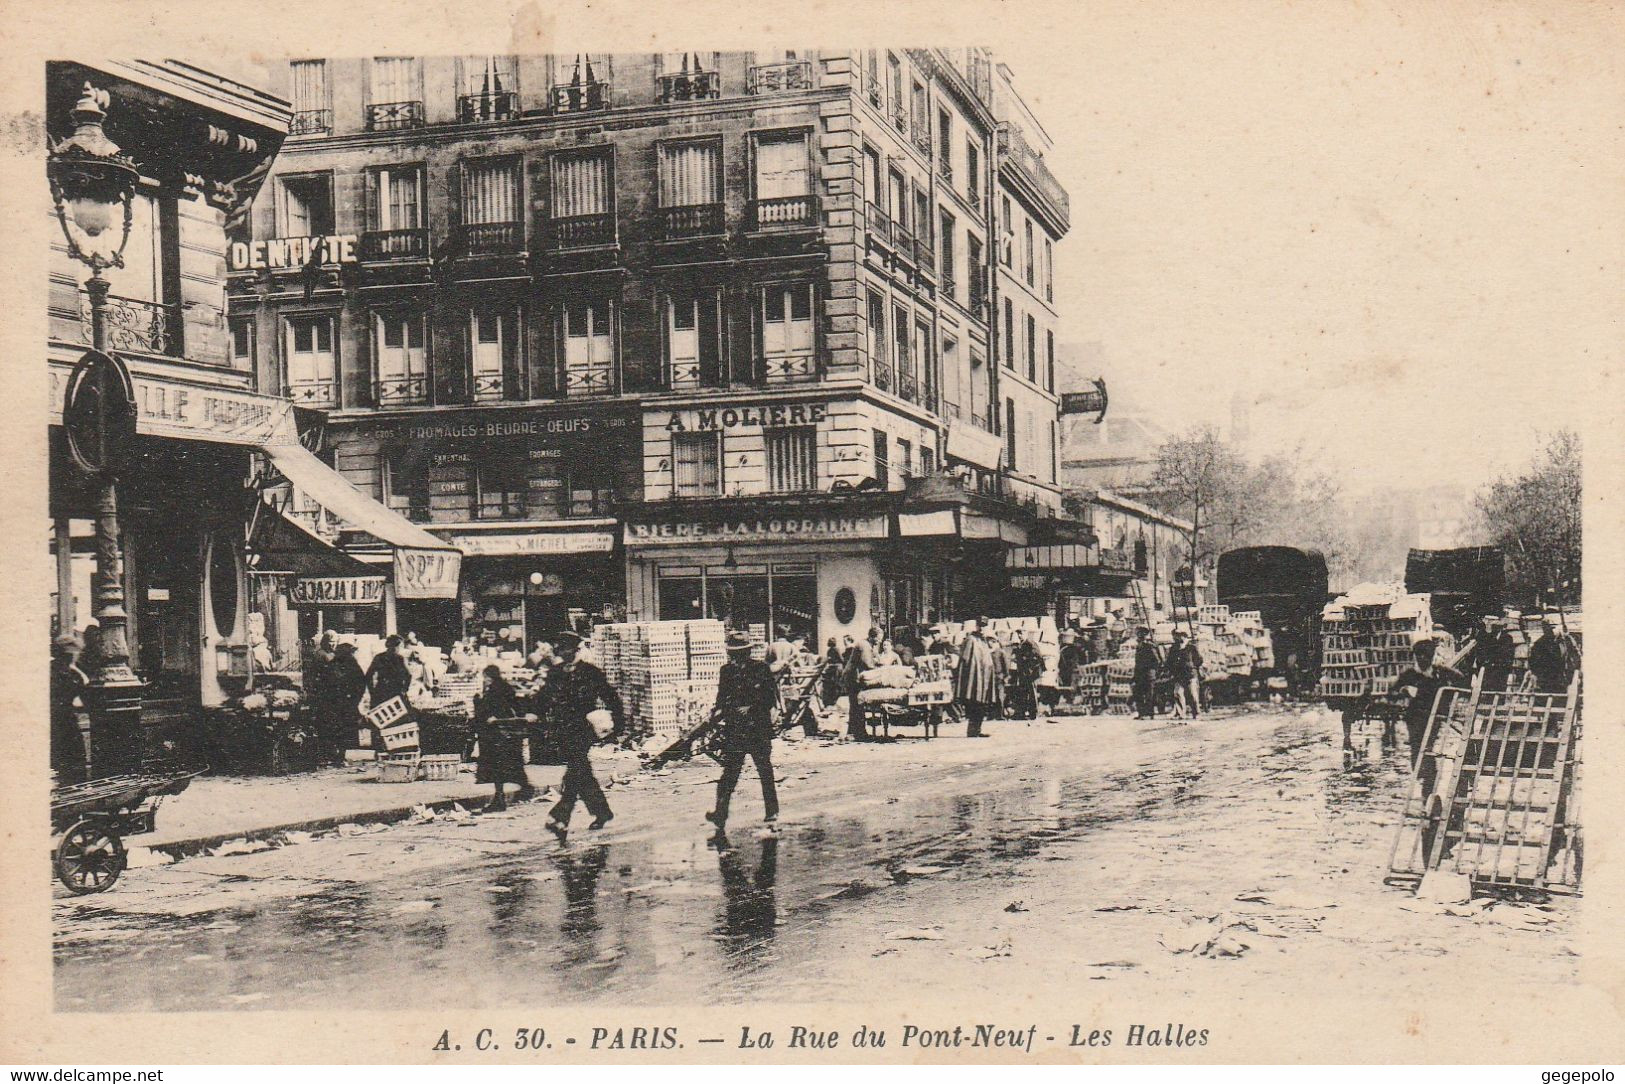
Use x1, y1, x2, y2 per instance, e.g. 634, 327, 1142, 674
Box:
364, 170, 379, 231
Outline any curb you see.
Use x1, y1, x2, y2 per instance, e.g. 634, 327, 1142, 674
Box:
144, 792, 522, 862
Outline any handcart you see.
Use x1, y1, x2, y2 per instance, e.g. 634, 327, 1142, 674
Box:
775, 660, 827, 736
50, 769, 202, 894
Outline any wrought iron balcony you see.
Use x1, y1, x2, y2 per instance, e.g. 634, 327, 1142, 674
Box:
457, 91, 519, 123
471, 373, 507, 402
660, 203, 724, 239
893, 225, 916, 262
360, 228, 429, 260
914, 236, 935, 271
747, 60, 813, 94
668, 360, 724, 391
287, 378, 339, 409
549, 212, 616, 248
373, 375, 430, 407
290, 109, 331, 136
937, 157, 953, 184
562, 363, 617, 397
912, 125, 933, 156
872, 362, 895, 394
550, 80, 609, 114
968, 275, 988, 320
891, 108, 908, 134
657, 69, 720, 103
80, 293, 181, 357
940, 275, 957, 301
997, 122, 1072, 225
865, 202, 892, 245
898, 370, 920, 404
867, 84, 883, 108
758, 352, 818, 384
458, 221, 523, 255
749, 194, 818, 231
366, 100, 425, 131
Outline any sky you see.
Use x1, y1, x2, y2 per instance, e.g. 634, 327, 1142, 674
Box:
993, 2, 1619, 494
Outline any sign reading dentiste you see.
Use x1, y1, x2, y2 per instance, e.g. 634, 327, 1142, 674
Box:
625, 515, 888, 546
228, 235, 359, 272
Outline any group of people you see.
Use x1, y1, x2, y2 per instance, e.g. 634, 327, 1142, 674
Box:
1129, 626, 1206, 722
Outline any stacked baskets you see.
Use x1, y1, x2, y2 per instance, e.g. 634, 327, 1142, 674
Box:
1316, 585, 1436, 698
591, 620, 726, 742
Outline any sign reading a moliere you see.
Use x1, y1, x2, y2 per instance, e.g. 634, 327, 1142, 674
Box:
228, 235, 359, 272
625, 515, 887, 546
665, 402, 829, 432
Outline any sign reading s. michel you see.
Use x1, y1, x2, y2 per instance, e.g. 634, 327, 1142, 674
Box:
626, 515, 887, 546
228, 235, 359, 272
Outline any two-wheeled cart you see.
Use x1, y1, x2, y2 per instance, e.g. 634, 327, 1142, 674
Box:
50, 770, 201, 894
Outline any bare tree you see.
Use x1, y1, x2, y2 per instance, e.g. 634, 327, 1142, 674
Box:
1471, 430, 1581, 608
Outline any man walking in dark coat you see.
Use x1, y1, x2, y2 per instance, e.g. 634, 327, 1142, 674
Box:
365, 634, 413, 708
706, 631, 781, 836
51, 636, 88, 784
1527, 615, 1577, 693
1168, 630, 1202, 721
1132, 627, 1160, 720
545, 630, 625, 838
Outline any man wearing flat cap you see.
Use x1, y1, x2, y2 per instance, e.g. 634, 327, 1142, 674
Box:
706, 631, 781, 835
544, 629, 625, 838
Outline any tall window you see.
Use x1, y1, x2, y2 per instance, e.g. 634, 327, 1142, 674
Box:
1044, 237, 1055, 302
754, 131, 810, 198
967, 233, 983, 307
461, 159, 520, 225
551, 152, 611, 218
462, 56, 516, 98
1026, 313, 1037, 382
230, 318, 254, 371
910, 81, 928, 136
913, 188, 932, 252
893, 303, 911, 377
475, 457, 526, 520
373, 311, 428, 405
1006, 398, 1018, 471
284, 315, 336, 406
367, 166, 422, 230
939, 208, 956, 293
760, 283, 814, 370
470, 308, 520, 401
1000, 195, 1014, 266
888, 170, 909, 235
384, 445, 430, 522
867, 291, 886, 373
659, 140, 721, 206
1002, 298, 1014, 367
917, 320, 936, 403
673, 432, 721, 497
872, 429, 890, 486
1046, 330, 1056, 391
370, 57, 419, 103
290, 60, 328, 130
864, 147, 883, 209
886, 54, 903, 114
667, 290, 722, 388
937, 108, 952, 166
966, 139, 980, 200
898, 438, 913, 479
1024, 219, 1036, 286
280, 174, 334, 237
942, 335, 959, 412
765, 427, 817, 492
562, 297, 614, 395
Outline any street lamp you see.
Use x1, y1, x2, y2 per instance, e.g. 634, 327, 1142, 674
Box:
49, 82, 145, 777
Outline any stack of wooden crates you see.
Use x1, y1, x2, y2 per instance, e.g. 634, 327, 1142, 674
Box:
1317, 585, 1436, 698
592, 620, 726, 744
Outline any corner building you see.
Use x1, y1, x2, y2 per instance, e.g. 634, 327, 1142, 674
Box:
233, 50, 1075, 649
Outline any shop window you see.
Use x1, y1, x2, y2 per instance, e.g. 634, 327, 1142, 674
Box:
872, 429, 890, 486
673, 431, 720, 497
280, 173, 334, 237
470, 307, 521, 401
667, 289, 722, 389
765, 426, 817, 493
284, 314, 337, 407
475, 457, 527, 519
562, 296, 615, 396
384, 445, 430, 522
373, 310, 428, 406
898, 437, 913, 479
759, 283, 814, 376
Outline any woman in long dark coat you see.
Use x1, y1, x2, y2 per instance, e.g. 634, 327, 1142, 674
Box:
469, 665, 533, 811
955, 624, 999, 738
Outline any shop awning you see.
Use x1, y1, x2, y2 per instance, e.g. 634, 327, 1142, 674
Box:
248, 500, 376, 579
261, 439, 461, 600
945, 421, 1005, 471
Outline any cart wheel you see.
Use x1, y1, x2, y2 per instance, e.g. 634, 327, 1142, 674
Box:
55, 819, 126, 895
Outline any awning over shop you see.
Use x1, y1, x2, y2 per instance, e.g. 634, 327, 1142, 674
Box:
898, 510, 959, 537
261, 438, 461, 600
945, 421, 1005, 472
248, 500, 376, 579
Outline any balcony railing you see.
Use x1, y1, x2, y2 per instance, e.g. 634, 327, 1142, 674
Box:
749, 194, 818, 231
914, 236, 935, 271
373, 375, 429, 407
898, 370, 919, 404
471, 373, 506, 402
759, 351, 817, 384
360, 228, 429, 260
894, 226, 916, 262
912, 125, 933, 156
458, 91, 519, 123
865, 202, 892, 244
549, 213, 616, 249
940, 275, 956, 301
968, 275, 988, 320
937, 157, 953, 184
891, 109, 908, 134
668, 361, 724, 391
287, 378, 339, 409
290, 109, 331, 135
550, 80, 609, 114
660, 202, 724, 239
80, 293, 181, 356
562, 362, 617, 397
657, 69, 720, 103
998, 122, 1072, 224
366, 100, 424, 131
747, 60, 813, 94
459, 221, 523, 255
872, 362, 894, 394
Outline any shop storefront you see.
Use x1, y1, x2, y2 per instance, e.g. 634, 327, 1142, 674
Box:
1004, 542, 1140, 621
435, 525, 622, 648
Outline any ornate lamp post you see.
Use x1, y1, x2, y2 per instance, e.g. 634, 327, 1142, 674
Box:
49, 83, 145, 776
